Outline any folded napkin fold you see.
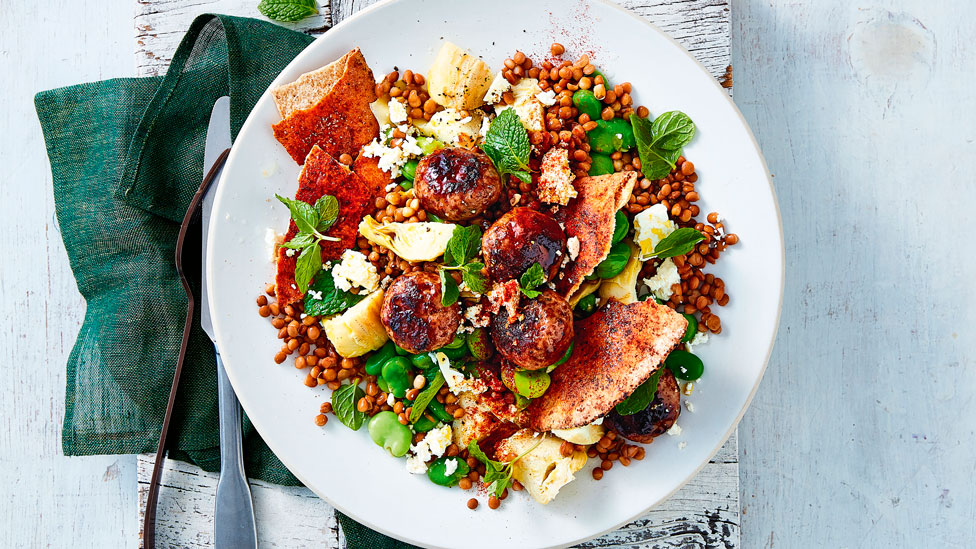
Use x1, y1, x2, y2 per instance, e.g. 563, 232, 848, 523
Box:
35, 13, 416, 549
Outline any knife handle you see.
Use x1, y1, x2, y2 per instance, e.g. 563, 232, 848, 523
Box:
215, 349, 258, 548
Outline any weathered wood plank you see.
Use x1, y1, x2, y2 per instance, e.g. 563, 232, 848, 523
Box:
138, 435, 738, 548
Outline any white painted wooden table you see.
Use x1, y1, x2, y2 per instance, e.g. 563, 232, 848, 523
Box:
132, 1, 738, 547
4, 1, 976, 548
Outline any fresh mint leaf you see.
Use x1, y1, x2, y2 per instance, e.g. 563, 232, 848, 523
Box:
461, 262, 489, 295
257, 0, 318, 23
276, 194, 319, 235
445, 225, 482, 266
303, 269, 365, 317
280, 232, 316, 250
519, 262, 546, 298
440, 270, 460, 307
331, 381, 366, 430
650, 111, 696, 151
467, 437, 544, 497
314, 195, 339, 232
294, 241, 321, 294
409, 372, 446, 423
615, 369, 664, 415
653, 228, 706, 259
481, 109, 531, 184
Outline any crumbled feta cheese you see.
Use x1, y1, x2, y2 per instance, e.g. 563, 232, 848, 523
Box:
633, 203, 678, 260
435, 352, 486, 395
593, 417, 603, 426
264, 228, 281, 261
387, 393, 395, 406
493, 78, 545, 131
361, 124, 422, 177
666, 423, 682, 437
678, 441, 688, 450
405, 456, 428, 474
464, 304, 488, 328
410, 440, 432, 463
479, 114, 493, 138
332, 250, 380, 293
685, 401, 696, 413
683, 382, 695, 396
385, 182, 399, 192
566, 236, 580, 261
684, 331, 709, 353
285, 248, 296, 258
307, 289, 323, 301
643, 258, 680, 301
443, 458, 459, 476
389, 99, 408, 124
426, 424, 453, 457
535, 90, 557, 106
483, 72, 512, 104
425, 108, 483, 146
538, 148, 577, 206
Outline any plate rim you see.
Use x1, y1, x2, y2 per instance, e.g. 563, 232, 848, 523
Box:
207, 0, 785, 546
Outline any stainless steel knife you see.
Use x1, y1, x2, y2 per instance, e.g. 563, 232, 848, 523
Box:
200, 96, 258, 549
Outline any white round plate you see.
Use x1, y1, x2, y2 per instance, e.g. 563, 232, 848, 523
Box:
208, 1, 783, 547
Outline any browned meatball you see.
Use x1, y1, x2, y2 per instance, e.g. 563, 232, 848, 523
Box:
414, 147, 502, 221
482, 208, 565, 282
381, 272, 461, 354
604, 368, 681, 442
490, 290, 573, 370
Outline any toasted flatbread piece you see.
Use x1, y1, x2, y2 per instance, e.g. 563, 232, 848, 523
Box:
352, 154, 392, 199
555, 172, 637, 298
275, 146, 376, 306
527, 299, 687, 431
272, 48, 379, 164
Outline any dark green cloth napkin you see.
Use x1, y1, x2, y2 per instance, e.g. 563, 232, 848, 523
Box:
35, 14, 415, 549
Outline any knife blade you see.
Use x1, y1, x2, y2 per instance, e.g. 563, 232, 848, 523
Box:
200, 96, 258, 549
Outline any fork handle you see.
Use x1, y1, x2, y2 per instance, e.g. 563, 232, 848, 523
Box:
214, 349, 257, 548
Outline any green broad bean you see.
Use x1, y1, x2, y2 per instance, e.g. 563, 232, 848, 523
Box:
417, 136, 444, 155
402, 159, 419, 180
427, 456, 470, 487
514, 394, 532, 410
575, 293, 597, 317
365, 341, 397, 376
426, 399, 455, 424
443, 334, 466, 349
410, 353, 436, 371
572, 89, 602, 120
611, 210, 629, 245
594, 241, 632, 279
588, 153, 614, 176
681, 314, 699, 343
466, 328, 493, 360
377, 376, 390, 393
367, 411, 412, 457
665, 349, 704, 381
439, 344, 469, 360
591, 67, 610, 88
381, 356, 413, 398
394, 344, 412, 356
399, 180, 414, 191
514, 369, 551, 398
412, 412, 437, 433
587, 118, 636, 154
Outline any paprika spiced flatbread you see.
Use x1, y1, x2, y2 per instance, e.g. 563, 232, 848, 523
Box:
272, 48, 379, 164
527, 299, 687, 431
274, 146, 377, 306
555, 172, 637, 298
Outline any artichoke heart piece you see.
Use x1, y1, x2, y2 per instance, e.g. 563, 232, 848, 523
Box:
427, 42, 493, 111
323, 289, 388, 358
567, 279, 601, 309
495, 429, 587, 505
359, 216, 457, 262
599, 240, 641, 305
493, 78, 546, 132
551, 423, 605, 445
412, 109, 483, 147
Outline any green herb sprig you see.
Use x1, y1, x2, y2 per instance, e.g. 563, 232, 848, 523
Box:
408, 372, 446, 423
303, 268, 365, 317
276, 194, 340, 293
331, 380, 367, 430
615, 369, 664, 415
630, 111, 696, 180
480, 109, 532, 184
518, 262, 546, 298
257, 0, 318, 22
653, 228, 706, 259
439, 225, 489, 306
467, 437, 545, 498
